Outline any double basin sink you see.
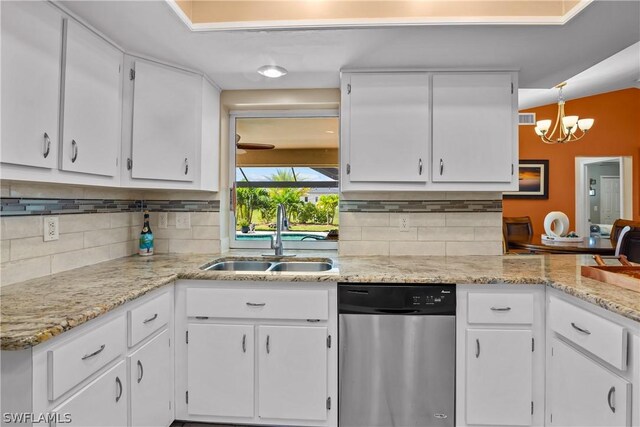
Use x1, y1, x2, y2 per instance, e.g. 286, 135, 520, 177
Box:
204, 258, 335, 273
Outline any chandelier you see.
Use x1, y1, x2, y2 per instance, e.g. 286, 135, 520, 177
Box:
534, 83, 594, 144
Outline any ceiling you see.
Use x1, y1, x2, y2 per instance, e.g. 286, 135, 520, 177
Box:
236, 117, 339, 149
175, 0, 586, 29
60, 1, 639, 92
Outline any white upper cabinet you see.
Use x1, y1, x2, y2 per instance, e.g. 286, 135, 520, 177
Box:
343, 73, 429, 185
340, 70, 518, 192
432, 73, 515, 183
1, 1, 62, 169
130, 60, 200, 182
61, 19, 123, 177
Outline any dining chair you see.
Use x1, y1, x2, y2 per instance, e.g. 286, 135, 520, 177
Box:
610, 219, 640, 245
502, 216, 533, 253
615, 226, 640, 264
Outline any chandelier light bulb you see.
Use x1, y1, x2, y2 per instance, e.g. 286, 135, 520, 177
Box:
578, 118, 595, 131
562, 115, 579, 129
536, 120, 552, 132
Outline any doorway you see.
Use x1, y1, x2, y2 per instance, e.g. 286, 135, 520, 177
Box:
575, 156, 633, 237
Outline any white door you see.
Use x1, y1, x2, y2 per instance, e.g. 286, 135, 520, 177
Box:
131, 60, 199, 182
432, 73, 513, 182
549, 338, 630, 427
1, 1, 61, 169
52, 360, 127, 427
346, 73, 429, 183
466, 329, 533, 426
61, 19, 122, 177
600, 176, 621, 224
258, 325, 328, 421
129, 329, 172, 427
187, 323, 254, 418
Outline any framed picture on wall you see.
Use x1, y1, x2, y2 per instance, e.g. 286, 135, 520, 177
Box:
503, 160, 549, 199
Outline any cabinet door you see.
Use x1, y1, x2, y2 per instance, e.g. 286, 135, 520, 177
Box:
1, 1, 61, 169
131, 60, 199, 182
258, 325, 328, 421
187, 323, 254, 418
432, 73, 513, 183
346, 73, 429, 183
129, 329, 172, 427
549, 338, 630, 427
52, 360, 127, 427
61, 19, 122, 177
466, 329, 533, 426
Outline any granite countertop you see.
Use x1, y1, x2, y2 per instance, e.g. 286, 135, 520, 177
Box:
1, 251, 639, 350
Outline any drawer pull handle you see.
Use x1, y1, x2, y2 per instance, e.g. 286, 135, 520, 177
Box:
81, 344, 105, 360
418, 158, 423, 175
490, 306, 512, 311
607, 386, 616, 413
43, 132, 51, 158
184, 158, 189, 175
247, 302, 266, 307
143, 313, 158, 324
266, 335, 271, 354
242, 334, 247, 353
71, 140, 78, 163
475, 339, 480, 358
137, 360, 144, 383
115, 376, 123, 402
439, 159, 444, 175
571, 322, 591, 335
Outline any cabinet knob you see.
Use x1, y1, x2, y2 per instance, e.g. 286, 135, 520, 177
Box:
242, 334, 247, 353
266, 335, 271, 354
475, 338, 480, 358
184, 158, 189, 175
81, 344, 105, 360
439, 159, 444, 176
43, 133, 51, 158
143, 313, 158, 324
490, 306, 511, 312
570, 322, 591, 335
71, 140, 78, 163
418, 158, 423, 175
115, 376, 123, 402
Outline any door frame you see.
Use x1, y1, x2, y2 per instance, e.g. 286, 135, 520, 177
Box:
574, 156, 633, 237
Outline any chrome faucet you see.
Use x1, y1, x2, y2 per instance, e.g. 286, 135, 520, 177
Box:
271, 204, 288, 256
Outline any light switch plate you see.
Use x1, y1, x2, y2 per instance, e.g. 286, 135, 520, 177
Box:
44, 217, 59, 241
176, 212, 191, 229
158, 212, 168, 229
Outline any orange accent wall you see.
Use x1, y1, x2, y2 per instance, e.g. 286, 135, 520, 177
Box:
503, 88, 640, 237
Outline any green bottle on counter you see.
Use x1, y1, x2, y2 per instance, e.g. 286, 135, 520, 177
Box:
138, 211, 154, 256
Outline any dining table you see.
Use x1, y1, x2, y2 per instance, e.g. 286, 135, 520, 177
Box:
509, 235, 616, 255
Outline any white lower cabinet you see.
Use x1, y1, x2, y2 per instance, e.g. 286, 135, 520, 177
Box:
258, 325, 328, 421
52, 360, 127, 427
129, 329, 173, 427
466, 329, 533, 426
548, 337, 630, 427
187, 323, 255, 418
175, 280, 338, 427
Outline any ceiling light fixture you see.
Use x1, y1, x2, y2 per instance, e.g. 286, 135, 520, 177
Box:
534, 82, 594, 144
257, 65, 288, 78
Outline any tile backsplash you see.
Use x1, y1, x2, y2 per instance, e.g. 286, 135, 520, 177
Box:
338, 192, 503, 256
0, 181, 221, 286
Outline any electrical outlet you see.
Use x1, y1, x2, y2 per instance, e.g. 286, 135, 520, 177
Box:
43, 216, 59, 241
399, 215, 410, 232
175, 212, 191, 229
158, 212, 168, 229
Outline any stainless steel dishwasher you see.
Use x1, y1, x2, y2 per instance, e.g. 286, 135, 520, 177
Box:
339, 283, 456, 427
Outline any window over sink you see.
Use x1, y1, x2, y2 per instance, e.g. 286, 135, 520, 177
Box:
229, 112, 339, 249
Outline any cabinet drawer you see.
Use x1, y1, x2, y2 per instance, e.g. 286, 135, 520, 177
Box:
468, 292, 533, 324
128, 291, 171, 347
48, 315, 126, 401
549, 296, 627, 370
187, 288, 329, 320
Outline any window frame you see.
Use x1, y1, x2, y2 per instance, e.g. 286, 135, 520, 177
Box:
228, 109, 339, 250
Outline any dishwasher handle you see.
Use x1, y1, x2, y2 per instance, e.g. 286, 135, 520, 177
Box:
375, 308, 421, 314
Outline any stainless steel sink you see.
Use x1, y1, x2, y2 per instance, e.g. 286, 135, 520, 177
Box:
205, 261, 273, 271
269, 261, 334, 272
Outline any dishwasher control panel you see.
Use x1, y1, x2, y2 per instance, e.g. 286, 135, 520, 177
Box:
338, 283, 456, 315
